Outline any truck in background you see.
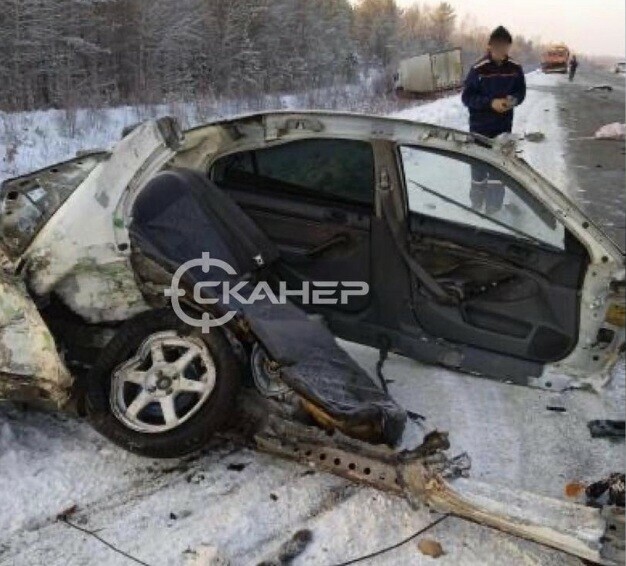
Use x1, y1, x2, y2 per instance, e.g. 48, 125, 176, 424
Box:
394, 47, 463, 97
541, 43, 570, 73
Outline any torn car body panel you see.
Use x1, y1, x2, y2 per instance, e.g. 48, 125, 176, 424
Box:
0, 272, 71, 407
9, 120, 175, 322
257, 413, 623, 566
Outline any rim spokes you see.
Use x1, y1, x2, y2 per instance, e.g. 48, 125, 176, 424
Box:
173, 347, 199, 373
111, 333, 217, 433
178, 377, 209, 393
122, 370, 146, 386
151, 342, 165, 364
159, 396, 179, 426
126, 390, 152, 419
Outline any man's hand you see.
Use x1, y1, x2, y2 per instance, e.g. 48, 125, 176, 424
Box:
491, 98, 509, 113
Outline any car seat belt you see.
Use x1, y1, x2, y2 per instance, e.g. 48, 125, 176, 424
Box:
380, 191, 457, 305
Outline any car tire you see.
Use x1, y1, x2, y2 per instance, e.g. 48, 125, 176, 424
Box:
86, 309, 240, 458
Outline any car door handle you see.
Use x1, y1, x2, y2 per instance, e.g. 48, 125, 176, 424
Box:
306, 233, 350, 257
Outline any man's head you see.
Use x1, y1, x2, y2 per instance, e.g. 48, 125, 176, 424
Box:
488, 26, 513, 62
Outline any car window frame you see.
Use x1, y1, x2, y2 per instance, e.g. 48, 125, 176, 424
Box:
209, 137, 377, 209
396, 143, 567, 252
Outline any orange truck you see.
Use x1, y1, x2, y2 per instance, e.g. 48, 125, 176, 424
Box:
541, 43, 570, 73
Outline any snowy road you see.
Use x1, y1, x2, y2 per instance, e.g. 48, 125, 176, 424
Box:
1, 71, 624, 565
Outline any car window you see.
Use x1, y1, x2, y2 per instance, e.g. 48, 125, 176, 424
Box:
212, 138, 374, 205
400, 146, 565, 249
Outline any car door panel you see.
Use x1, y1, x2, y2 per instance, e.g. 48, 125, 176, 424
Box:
221, 189, 371, 312
408, 211, 588, 362
399, 142, 590, 364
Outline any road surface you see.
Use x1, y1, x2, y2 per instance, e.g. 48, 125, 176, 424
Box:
539, 67, 625, 249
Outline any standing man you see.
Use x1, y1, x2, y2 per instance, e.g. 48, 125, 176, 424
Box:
462, 26, 526, 213
569, 54, 579, 82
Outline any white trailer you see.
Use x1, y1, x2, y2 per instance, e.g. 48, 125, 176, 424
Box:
395, 47, 463, 95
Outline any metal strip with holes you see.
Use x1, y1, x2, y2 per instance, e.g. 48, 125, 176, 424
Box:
255, 415, 624, 565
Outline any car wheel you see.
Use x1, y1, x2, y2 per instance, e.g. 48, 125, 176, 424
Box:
86, 309, 240, 458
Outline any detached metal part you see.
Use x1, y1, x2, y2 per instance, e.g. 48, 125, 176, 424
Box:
0, 273, 72, 407
256, 414, 624, 566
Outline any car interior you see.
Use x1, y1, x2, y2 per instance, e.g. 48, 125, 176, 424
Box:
210, 138, 375, 313
402, 145, 590, 363
208, 136, 591, 365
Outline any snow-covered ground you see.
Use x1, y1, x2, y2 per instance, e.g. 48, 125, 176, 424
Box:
393, 70, 571, 193
0, 77, 393, 184
1, 72, 624, 565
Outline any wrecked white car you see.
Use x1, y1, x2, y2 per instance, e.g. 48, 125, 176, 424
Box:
0, 112, 625, 562
1, 111, 623, 418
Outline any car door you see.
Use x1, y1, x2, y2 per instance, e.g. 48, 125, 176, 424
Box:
209, 137, 375, 313
397, 144, 590, 364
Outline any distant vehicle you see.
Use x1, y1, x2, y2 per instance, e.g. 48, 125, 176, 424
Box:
614, 61, 626, 74
394, 47, 463, 96
541, 43, 570, 73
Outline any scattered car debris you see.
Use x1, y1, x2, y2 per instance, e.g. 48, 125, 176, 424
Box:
594, 122, 626, 140
586, 473, 625, 508
56, 504, 79, 521
524, 131, 546, 142
588, 420, 625, 439
256, 413, 623, 564
256, 529, 313, 566
417, 538, 445, 558
184, 545, 230, 566
564, 481, 586, 499
169, 510, 192, 522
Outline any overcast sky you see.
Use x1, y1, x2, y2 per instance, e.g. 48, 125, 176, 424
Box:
394, 0, 625, 57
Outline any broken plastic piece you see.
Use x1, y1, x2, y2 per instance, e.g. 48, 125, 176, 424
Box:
588, 420, 625, 439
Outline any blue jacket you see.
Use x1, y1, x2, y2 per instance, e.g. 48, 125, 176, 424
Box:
462, 54, 526, 137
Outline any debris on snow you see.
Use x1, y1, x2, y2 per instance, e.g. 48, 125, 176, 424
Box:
418, 538, 445, 558
257, 529, 313, 566
587, 419, 625, 439
184, 545, 231, 566
56, 504, 79, 521
587, 85, 614, 92
586, 473, 625, 507
564, 481, 586, 499
524, 131, 546, 142
594, 122, 625, 140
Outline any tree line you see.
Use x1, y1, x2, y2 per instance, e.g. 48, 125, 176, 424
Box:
0, 0, 547, 112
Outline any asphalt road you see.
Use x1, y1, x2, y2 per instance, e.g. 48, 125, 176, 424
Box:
547, 67, 625, 249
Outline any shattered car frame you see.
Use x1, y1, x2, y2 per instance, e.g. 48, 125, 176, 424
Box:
1, 112, 622, 404
0, 112, 624, 563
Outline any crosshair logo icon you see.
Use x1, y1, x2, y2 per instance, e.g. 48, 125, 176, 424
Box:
164, 252, 237, 333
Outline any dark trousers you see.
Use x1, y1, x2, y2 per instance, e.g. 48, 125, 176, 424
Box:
470, 131, 506, 214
